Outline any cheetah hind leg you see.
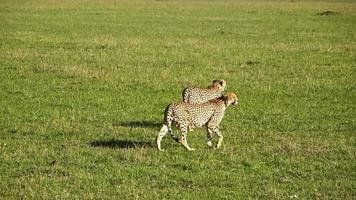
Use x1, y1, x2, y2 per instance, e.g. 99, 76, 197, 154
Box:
167, 121, 179, 143
180, 125, 195, 151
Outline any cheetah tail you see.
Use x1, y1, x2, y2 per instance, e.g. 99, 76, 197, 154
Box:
157, 124, 168, 151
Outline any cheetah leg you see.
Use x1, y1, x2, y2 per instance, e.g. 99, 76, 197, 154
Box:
156, 125, 168, 151
167, 120, 179, 143
179, 125, 195, 151
213, 127, 223, 149
207, 128, 213, 147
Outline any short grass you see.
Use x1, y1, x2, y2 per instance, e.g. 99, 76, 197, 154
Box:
1, 0, 355, 199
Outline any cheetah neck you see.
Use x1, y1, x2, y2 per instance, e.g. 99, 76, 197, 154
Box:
210, 98, 227, 110
206, 84, 220, 90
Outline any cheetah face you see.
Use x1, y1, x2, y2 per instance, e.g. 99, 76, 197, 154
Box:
232, 97, 239, 106
224, 93, 239, 106
213, 79, 226, 90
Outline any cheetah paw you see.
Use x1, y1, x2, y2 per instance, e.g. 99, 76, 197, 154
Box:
207, 141, 213, 147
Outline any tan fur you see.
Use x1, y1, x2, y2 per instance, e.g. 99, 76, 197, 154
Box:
157, 93, 239, 151
183, 79, 226, 104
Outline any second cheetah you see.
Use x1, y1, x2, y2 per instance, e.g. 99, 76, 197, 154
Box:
183, 79, 226, 104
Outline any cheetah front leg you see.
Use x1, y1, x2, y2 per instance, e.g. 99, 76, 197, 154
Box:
179, 125, 195, 151
208, 127, 224, 149
212, 127, 223, 149
207, 128, 213, 147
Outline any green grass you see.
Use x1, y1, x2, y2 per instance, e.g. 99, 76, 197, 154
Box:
1, 0, 355, 199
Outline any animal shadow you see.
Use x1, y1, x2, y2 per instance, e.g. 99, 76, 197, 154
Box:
90, 139, 154, 149
112, 120, 161, 129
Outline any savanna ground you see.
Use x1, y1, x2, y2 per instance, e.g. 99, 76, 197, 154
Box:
0, 0, 355, 199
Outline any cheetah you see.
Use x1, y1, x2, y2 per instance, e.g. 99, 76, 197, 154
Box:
183, 79, 226, 104
183, 79, 227, 132
156, 93, 239, 151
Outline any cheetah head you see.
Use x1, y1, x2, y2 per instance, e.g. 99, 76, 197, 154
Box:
212, 79, 226, 91
224, 93, 239, 106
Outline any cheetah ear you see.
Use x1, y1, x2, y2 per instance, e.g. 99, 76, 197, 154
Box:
222, 95, 231, 106
219, 80, 224, 87
213, 80, 224, 87
222, 94, 229, 101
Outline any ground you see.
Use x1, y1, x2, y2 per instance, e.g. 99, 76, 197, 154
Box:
0, 0, 355, 199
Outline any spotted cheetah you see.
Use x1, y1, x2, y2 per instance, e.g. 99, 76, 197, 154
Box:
183, 79, 226, 104
156, 93, 239, 151
183, 79, 227, 132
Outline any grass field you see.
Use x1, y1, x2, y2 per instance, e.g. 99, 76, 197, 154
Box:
1, 0, 355, 199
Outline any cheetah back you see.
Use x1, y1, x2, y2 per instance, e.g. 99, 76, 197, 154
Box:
183, 87, 222, 104
169, 100, 224, 128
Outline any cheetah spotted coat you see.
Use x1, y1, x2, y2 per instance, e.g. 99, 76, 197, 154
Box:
182, 79, 226, 104
156, 93, 238, 151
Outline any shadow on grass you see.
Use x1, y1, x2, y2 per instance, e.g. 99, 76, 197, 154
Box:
90, 139, 154, 149
112, 120, 161, 129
